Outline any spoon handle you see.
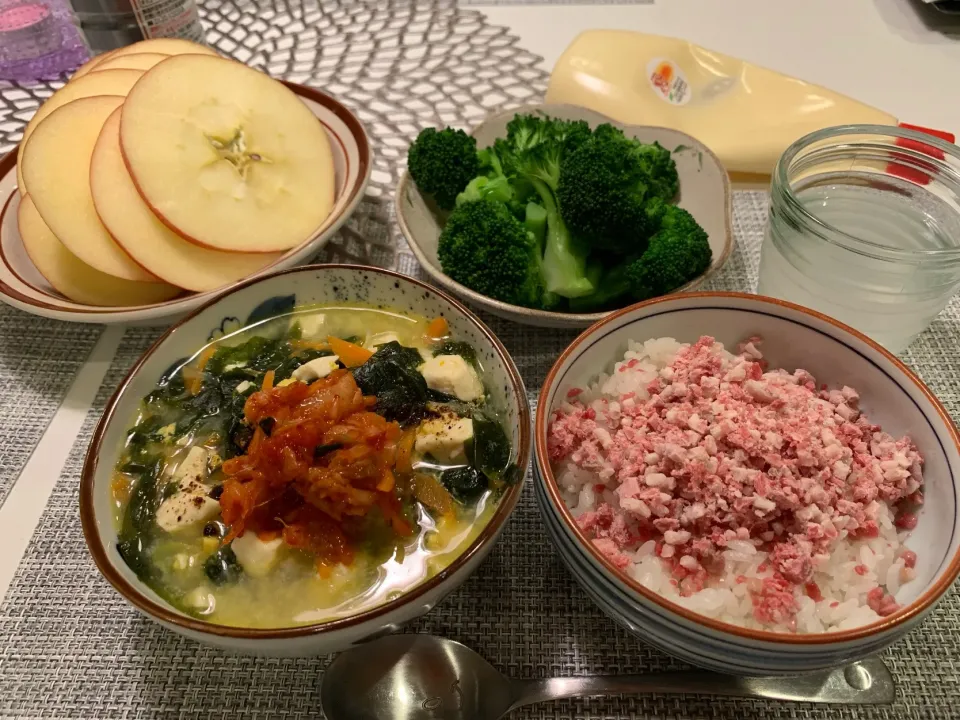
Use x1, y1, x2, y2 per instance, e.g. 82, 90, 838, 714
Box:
508, 657, 894, 709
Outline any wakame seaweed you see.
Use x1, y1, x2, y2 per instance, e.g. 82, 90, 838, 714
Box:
431, 340, 479, 369
116, 458, 165, 583
352, 343, 430, 425
468, 412, 511, 481
440, 466, 488, 503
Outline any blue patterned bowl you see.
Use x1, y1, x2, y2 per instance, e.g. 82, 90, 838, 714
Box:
534, 292, 960, 674
80, 264, 530, 656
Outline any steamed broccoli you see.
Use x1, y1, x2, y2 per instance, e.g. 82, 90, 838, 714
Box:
456, 175, 515, 207
627, 205, 710, 300
556, 124, 679, 255
497, 115, 595, 299
437, 199, 546, 308
569, 205, 711, 312
407, 127, 480, 210
415, 114, 705, 314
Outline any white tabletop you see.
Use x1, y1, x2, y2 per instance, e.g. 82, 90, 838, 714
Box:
2, 0, 959, 600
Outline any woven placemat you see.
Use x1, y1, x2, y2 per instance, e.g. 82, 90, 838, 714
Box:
2, 1, 960, 719
0, 310, 101, 508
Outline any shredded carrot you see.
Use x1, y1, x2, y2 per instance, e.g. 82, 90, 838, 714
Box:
196, 344, 217, 372
327, 335, 373, 367
291, 339, 330, 352
425, 316, 449, 339
413, 473, 455, 519
378, 494, 413, 536
183, 366, 203, 396
261, 369, 275, 392
376, 468, 396, 493
395, 428, 416, 475
111, 475, 133, 505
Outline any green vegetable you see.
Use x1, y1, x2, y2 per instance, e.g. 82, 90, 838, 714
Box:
556, 124, 678, 255
569, 205, 711, 311
352, 348, 430, 426
367, 341, 422, 371
440, 466, 488, 503
407, 127, 480, 211
524, 201, 547, 246
437, 199, 547, 309
204, 545, 243, 585
415, 113, 703, 314
626, 204, 711, 300
116, 458, 165, 582
431, 340, 478, 369
455, 175, 515, 208
468, 412, 511, 481
496, 114, 595, 299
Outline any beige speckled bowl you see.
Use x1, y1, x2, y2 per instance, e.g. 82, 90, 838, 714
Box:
396, 103, 733, 329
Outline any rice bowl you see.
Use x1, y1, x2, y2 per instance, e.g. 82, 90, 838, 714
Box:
534, 292, 960, 674
547, 335, 921, 634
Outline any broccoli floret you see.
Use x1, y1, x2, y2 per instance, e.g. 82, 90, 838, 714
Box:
567, 262, 634, 312
524, 201, 547, 247
569, 205, 710, 311
407, 127, 480, 211
437, 199, 546, 308
556, 125, 679, 255
626, 205, 711, 300
456, 175, 515, 207
494, 116, 594, 299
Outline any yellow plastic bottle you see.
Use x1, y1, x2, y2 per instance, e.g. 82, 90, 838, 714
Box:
546, 30, 908, 182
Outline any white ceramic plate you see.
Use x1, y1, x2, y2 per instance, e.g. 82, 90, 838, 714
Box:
0, 83, 372, 324
396, 103, 734, 329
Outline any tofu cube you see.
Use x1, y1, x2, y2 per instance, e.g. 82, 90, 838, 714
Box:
173, 446, 209, 493
156, 491, 220, 532
292, 355, 340, 383
231, 533, 285, 577
415, 414, 474, 463
156, 446, 220, 532
418, 355, 484, 401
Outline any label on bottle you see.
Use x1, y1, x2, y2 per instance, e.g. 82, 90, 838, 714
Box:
646, 57, 691, 105
130, 0, 203, 41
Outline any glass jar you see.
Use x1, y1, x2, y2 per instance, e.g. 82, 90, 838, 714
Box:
757, 124, 960, 353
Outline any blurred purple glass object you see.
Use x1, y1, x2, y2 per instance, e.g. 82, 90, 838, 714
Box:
0, 0, 88, 81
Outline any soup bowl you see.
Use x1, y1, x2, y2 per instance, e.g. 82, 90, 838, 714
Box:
534, 292, 960, 674
80, 265, 529, 656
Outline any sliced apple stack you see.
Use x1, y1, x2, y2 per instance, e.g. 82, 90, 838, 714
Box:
19, 195, 180, 306
13, 39, 336, 307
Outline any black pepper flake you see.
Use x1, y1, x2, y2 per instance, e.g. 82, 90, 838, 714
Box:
259, 417, 276, 436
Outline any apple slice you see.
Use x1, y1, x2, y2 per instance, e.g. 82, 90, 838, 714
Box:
121, 54, 335, 253
19, 194, 180, 307
22, 95, 158, 282
91, 109, 282, 292
71, 52, 114, 80
16, 68, 143, 195
91, 52, 169, 73
105, 38, 217, 61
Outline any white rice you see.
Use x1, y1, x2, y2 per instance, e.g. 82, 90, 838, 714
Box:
556, 338, 918, 633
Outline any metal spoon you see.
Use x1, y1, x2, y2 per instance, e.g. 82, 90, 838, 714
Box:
320, 634, 895, 719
